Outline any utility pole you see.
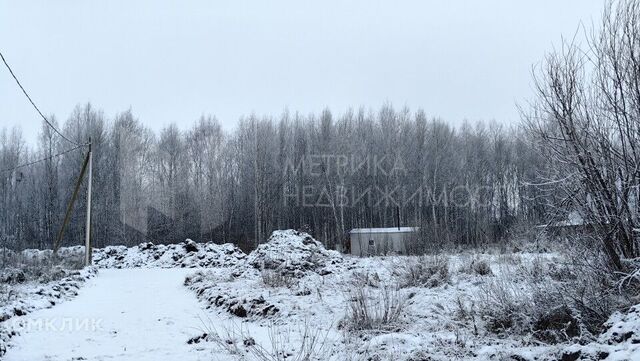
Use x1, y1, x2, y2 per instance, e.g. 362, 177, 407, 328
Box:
84, 137, 93, 266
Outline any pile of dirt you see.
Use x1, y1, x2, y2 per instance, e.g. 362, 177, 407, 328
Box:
184, 270, 280, 320
3, 246, 86, 270
5, 240, 245, 270
242, 230, 343, 278
513, 304, 640, 361
92, 240, 246, 269
185, 230, 344, 321
556, 304, 640, 359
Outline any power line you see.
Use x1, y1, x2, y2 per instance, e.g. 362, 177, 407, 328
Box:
0, 143, 87, 174
0, 50, 80, 147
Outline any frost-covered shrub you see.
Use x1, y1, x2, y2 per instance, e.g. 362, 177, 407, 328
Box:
521, 255, 547, 282
0, 284, 13, 307
0, 249, 85, 286
478, 260, 628, 344
479, 278, 534, 333
201, 319, 330, 361
36, 266, 76, 284
459, 257, 493, 276
533, 305, 582, 344
479, 276, 582, 340
0, 268, 26, 284
341, 284, 406, 333
397, 255, 450, 288
480, 280, 583, 343
546, 262, 578, 282
472, 259, 493, 276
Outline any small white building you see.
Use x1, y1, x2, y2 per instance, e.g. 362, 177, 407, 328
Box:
350, 227, 419, 256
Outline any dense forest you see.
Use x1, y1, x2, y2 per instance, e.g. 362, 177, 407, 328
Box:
0, 1, 638, 274
0, 104, 548, 251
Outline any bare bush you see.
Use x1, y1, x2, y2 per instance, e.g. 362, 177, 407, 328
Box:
479, 277, 534, 333
478, 259, 629, 344
546, 262, 578, 282
480, 278, 586, 344
341, 284, 406, 333
397, 255, 450, 288
200, 318, 331, 361
518, 255, 547, 282
472, 259, 493, 276
459, 257, 493, 276
248, 321, 330, 361
0, 284, 15, 307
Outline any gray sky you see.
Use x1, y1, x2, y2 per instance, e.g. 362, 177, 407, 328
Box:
1, 0, 604, 145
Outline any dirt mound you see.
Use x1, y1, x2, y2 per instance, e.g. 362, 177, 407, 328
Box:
184, 271, 280, 320
531, 304, 640, 361
92, 240, 246, 269
186, 230, 345, 321
243, 230, 343, 278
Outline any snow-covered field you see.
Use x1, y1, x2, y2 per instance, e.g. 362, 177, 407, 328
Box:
1, 230, 639, 360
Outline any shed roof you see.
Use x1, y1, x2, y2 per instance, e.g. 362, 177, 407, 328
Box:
350, 227, 418, 234
535, 211, 588, 229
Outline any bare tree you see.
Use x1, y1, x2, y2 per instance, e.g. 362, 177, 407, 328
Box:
526, 0, 640, 270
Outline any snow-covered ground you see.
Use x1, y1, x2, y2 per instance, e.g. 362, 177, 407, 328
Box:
2, 230, 640, 360
0, 266, 97, 357
2, 268, 215, 361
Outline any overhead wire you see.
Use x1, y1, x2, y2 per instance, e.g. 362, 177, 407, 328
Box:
0, 50, 80, 147
0, 49, 88, 174
0, 143, 88, 174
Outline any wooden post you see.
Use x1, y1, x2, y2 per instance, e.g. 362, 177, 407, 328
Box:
54, 149, 90, 255
84, 138, 92, 266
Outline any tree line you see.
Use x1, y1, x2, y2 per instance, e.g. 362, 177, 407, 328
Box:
0, 103, 547, 252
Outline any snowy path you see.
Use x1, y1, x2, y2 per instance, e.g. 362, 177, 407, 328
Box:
4, 269, 214, 361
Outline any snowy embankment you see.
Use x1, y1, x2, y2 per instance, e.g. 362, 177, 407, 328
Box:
92, 239, 246, 268
5, 239, 245, 270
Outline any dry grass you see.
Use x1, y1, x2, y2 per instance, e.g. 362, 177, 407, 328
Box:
341, 283, 406, 334
477, 256, 630, 344
200, 318, 331, 361
396, 255, 450, 288
458, 256, 493, 276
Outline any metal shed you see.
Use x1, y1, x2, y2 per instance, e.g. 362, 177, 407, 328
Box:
350, 227, 418, 256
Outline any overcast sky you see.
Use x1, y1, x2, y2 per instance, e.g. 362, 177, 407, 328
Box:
1, 0, 604, 145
